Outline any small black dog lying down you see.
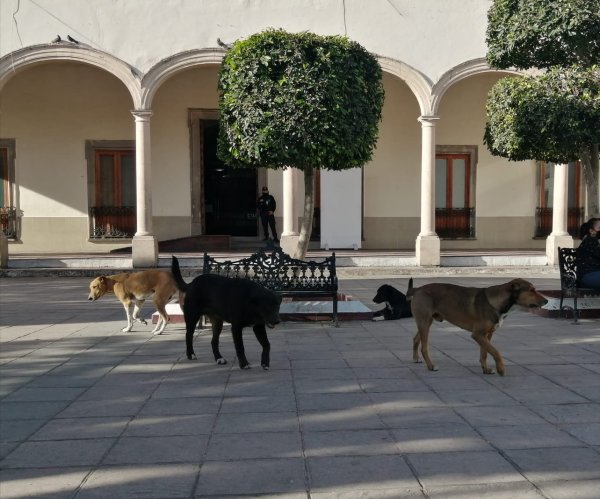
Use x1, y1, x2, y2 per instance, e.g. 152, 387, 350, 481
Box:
171, 256, 282, 370
372, 284, 413, 320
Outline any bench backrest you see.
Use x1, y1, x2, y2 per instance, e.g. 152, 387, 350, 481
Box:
558, 247, 579, 291
203, 247, 338, 292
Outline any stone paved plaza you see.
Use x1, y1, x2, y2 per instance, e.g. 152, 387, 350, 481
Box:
1, 274, 599, 498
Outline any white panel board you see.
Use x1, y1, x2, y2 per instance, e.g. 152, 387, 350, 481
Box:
320, 168, 362, 249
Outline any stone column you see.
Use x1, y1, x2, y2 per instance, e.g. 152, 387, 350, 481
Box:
280, 167, 300, 256
131, 110, 158, 267
546, 163, 573, 265
415, 116, 440, 266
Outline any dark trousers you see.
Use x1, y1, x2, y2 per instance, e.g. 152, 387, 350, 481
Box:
260, 213, 277, 239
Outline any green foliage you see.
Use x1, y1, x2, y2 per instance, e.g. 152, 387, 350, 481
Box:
217, 29, 384, 171
484, 67, 600, 163
486, 0, 600, 69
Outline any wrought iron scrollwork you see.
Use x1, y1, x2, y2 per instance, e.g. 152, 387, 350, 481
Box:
0, 207, 21, 239
203, 247, 337, 292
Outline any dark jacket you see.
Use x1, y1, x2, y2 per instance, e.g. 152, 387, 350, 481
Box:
257, 193, 276, 214
576, 235, 600, 277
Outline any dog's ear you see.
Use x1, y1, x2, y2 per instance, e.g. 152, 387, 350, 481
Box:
510, 279, 524, 291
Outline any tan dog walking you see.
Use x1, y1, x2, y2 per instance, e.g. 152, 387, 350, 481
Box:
407, 278, 548, 376
88, 270, 181, 335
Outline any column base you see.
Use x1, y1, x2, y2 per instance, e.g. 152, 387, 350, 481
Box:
546, 234, 573, 266
280, 234, 300, 257
132, 235, 158, 268
416, 234, 440, 266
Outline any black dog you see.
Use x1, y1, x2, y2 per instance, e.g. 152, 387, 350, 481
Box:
171, 256, 282, 370
372, 284, 412, 320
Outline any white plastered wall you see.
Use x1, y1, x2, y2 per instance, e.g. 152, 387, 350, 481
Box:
436, 73, 542, 249
362, 73, 422, 248
0, 62, 134, 252
1, 0, 491, 85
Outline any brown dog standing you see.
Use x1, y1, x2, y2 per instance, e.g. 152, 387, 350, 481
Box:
407, 278, 548, 376
88, 270, 180, 335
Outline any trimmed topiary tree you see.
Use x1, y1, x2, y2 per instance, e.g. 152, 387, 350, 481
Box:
486, 0, 599, 70
217, 29, 384, 258
485, 0, 600, 215
484, 67, 600, 163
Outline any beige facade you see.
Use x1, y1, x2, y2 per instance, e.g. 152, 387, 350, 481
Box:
1, 0, 589, 264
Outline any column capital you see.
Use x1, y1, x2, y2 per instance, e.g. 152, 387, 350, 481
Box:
418, 115, 440, 125
131, 109, 153, 121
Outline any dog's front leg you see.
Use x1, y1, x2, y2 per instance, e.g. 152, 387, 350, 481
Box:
253, 324, 271, 370
210, 316, 227, 365
231, 324, 250, 369
479, 344, 492, 375
472, 330, 505, 376
122, 301, 134, 332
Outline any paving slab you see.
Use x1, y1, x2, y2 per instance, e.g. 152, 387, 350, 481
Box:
1, 274, 599, 498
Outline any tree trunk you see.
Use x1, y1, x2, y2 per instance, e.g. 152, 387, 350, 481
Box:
293, 164, 315, 260
581, 144, 600, 217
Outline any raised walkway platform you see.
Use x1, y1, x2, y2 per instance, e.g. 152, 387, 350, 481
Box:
1, 249, 553, 278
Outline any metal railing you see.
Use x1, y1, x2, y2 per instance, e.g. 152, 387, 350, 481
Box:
435, 207, 475, 239
534, 207, 583, 238
0, 207, 21, 239
89, 206, 136, 239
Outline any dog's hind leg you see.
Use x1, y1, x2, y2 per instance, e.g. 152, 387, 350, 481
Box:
185, 308, 202, 360
209, 316, 227, 365
412, 331, 421, 363
253, 324, 271, 370
151, 302, 169, 335
230, 323, 250, 369
132, 300, 147, 326
412, 315, 432, 366
418, 324, 438, 372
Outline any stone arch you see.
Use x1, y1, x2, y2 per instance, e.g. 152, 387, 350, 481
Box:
140, 49, 224, 109
376, 56, 433, 116
431, 57, 521, 115
0, 43, 142, 108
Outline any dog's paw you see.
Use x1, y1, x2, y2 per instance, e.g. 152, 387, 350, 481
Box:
261, 363, 270, 370
216, 358, 227, 365
428, 366, 439, 372
482, 368, 494, 375
239, 363, 251, 370
187, 353, 197, 360
152, 331, 162, 336
122, 326, 133, 333
372, 316, 384, 321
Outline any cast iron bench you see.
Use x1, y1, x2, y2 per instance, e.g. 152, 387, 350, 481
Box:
558, 246, 600, 323
203, 246, 339, 325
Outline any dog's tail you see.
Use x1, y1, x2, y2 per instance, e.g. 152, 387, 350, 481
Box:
405, 278, 414, 301
171, 256, 190, 293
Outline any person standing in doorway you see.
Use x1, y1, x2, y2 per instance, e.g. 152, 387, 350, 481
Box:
257, 186, 278, 242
